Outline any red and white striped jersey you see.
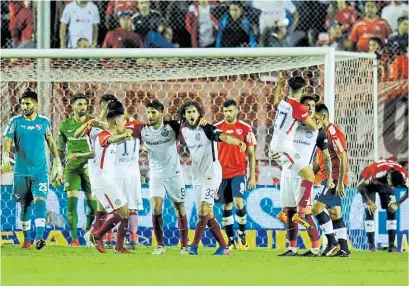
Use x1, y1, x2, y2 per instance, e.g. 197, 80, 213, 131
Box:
361, 160, 408, 186
270, 97, 309, 153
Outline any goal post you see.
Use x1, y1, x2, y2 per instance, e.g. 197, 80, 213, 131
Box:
0, 47, 379, 249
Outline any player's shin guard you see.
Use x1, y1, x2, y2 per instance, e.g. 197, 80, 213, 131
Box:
152, 214, 164, 246
85, 199, 97, 231
298, 180, 313, 210
386, 211, 397, 248
94, 212, 121, 240
222, 210, 234, 243
192, 215, 210, 247
287, 208, 298, 251
67, 197, 79, 240
178, 214, 189, 248
207, 217, 227, 247
129, 211, 138, 243
235, 208, 247, 236
365, 210, 375, 248
305, 214, 319, 249
332, 218, 349, 253
34, 200, 46, 240
315, 211, 338, 246
116, 217, 129, 249
20, 205, 32, 241
92, 211, 107, 233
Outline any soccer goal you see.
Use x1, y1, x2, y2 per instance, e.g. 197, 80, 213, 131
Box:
0, 48, 377, 249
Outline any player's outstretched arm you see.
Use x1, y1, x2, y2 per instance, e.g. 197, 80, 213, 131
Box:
219, 133, 246, 152
74, 120, 92, 138
1, 138, 15, 173
303, 115, 320, 131
107, 129, 133, 144
357, 179, 377, 215
388, 187, 409, 213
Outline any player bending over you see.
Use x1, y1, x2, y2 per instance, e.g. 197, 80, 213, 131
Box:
177, 100, 246, 255
2, 91, 63, 250
357, 160, 408, 252
277, 96, 331, 257
312, 104, 350, 257
57, 94, 96, 246
215, 99, 257, 250
268, 76, 320, 225
89, 102, 134, 253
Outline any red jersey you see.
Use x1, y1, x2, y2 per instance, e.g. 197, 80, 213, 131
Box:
316, 123, 349, 185
325, 7, 357, 32
216, 120, 256, 179
102, 28, 144, 48
11, 6, 33, 46
389, 54, 408, 80
349, 17, 392, 52
361, 160, 408, 185
106, 0, 138, 17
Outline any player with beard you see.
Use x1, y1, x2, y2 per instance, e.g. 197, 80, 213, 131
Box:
2, 91, 63, 250
57, 94, 97, 246
177, 100, 247, 255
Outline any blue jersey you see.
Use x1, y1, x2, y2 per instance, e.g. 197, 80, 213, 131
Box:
4, 115, 51, 177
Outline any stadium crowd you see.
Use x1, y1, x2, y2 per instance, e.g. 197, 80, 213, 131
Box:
1, 0, 408, 80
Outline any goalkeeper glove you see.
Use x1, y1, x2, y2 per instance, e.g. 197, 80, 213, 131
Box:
1, 152, 15, 173
51, 157, 63, 186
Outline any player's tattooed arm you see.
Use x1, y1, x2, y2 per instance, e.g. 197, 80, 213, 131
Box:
389, 188, 409, 213
1, 138, 14, 172
107, 129, 134, 144
219, 134, 246, 152
336, 151, 348, 197
247, 145, 256, 190
322, 149, 335, 189
313, 155, 320, 174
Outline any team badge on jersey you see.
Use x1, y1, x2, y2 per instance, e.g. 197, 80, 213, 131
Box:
115, 199, 121, 206
195, 133, 201, 141
294, 153, 300, 159
305, 131, 313, 139
161, 128, 169, 137
36, 124, 42, 130
236, 129, 243, 135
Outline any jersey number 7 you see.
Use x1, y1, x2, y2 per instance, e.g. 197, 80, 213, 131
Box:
274, 111, 288, 129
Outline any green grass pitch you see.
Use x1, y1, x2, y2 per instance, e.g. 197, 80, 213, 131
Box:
1, 246, 407, 286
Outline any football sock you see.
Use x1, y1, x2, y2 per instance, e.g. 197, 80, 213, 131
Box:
207, 216, 227, 247
235, 208, 247, 236
387, 220, 397, 248
85, 199, 97, 231
287, 208, 298, 248
67, 197, 79, 240
20, 205, 32, 241
333, 218, 349, 252
116, 217, 129, 249
306, 214, 319, 248
365, 210, 375, 247
129, 211, 138, 242
106, 230, 113, 242
298, 180, 313, 209
95, 212, 121, 240
222, 210, 234, 243
34, 200, 46, 240
92, 211, 107, 232
177, 214, 189, 248
315, 211, 338, 246
192, 215, 210, 247
152, 214, 164, 246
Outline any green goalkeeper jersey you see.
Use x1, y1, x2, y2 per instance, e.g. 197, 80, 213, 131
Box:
57, 115, 92, 167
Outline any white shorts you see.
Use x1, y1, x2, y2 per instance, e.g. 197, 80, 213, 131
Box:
280, 168, 313, 208
94, 186, 127, 213
149, 174, 185, 203
116, 176, 143, 210
194, 183, 217, 206
275, 151, 311, 175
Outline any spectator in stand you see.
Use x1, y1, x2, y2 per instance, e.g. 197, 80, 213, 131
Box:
77, 38, 91, 48
103, 10, 143, 48
388, 16, 409, 59
325, 0, 357, 34
259, 18, 289, 47
381, 0, 408, 32
166, 1, 192, 48
368, 37, 390, 81
60, 0, 100, 48
348, 1, 392, 52
316, 20, 346, 50
10, 0, 33, 48
389, 38, 408, 80
132, 0, 175, 48
216, 1, 257, 48
185, 0, 220, 48
106, 0, 138, 31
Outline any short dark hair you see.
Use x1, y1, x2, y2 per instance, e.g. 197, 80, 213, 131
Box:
223, 99, 238, 108
369, 36, 384, 48
390, 170, 405, 187
300, 95, 316, 104
146, 99, 164, 113
177, 100, 204, 123
288, 76, 306, 92
397, 16, 408, 26
100, 94, 118, 105
107, 101, 125, 120
21, 91, 38, 102
315, 103, 330, 115
71, 94, 88, 104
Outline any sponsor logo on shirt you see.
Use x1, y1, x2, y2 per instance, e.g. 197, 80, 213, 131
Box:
27, 126, 35, 131
225, 130, 234, 134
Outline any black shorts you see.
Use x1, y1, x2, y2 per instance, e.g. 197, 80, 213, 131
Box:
315, 179, 342, 208
365, 184, 396, 209
215, 175, 246, 204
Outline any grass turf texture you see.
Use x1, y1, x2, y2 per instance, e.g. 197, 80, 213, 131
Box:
1, 246, 407, 286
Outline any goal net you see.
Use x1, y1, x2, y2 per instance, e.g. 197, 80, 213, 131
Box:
0, 48, 377, 250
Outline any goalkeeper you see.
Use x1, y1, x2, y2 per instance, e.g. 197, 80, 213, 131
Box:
57, 94, 97, 246
1, 91, 63, 250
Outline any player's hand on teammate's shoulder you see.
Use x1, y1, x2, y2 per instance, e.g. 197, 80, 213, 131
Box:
366, 200, 377, 215
388, 202, 398, 213
268, 150, 280, 160
198, 117, 207, 126
238, 141, 246, 152
65, 153, 79, 165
